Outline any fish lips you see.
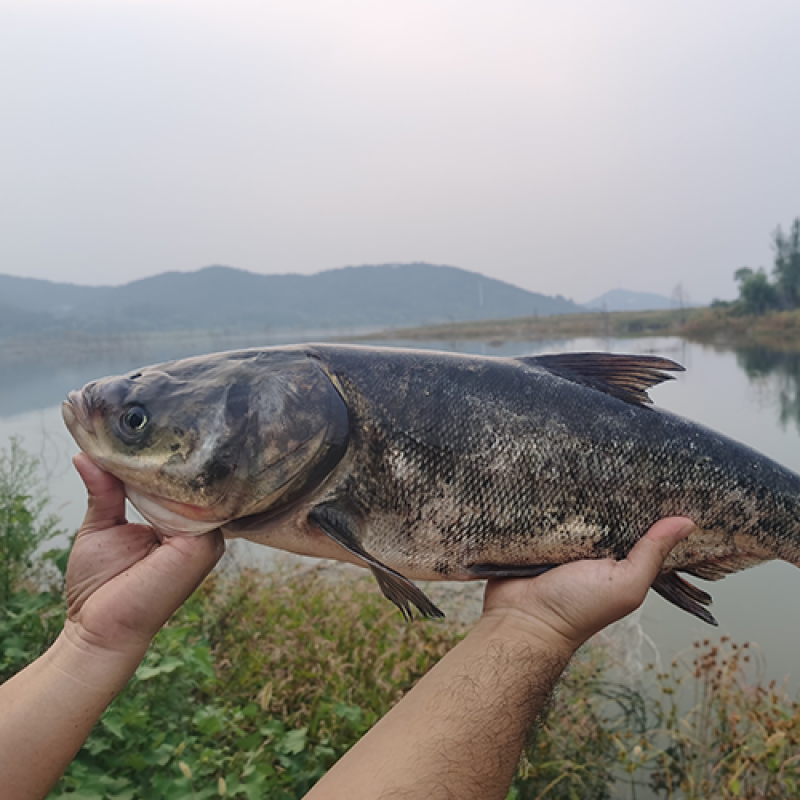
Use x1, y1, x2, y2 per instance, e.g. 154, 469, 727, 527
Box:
63, 390, 96, 437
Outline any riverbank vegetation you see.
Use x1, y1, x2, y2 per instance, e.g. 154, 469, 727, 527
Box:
365, 304, 800, 352
365, 307, 703, 344
680, 307, 800, 350
681, 219, 800, 350
2, 442, 799, 798
731, 220, 800, 316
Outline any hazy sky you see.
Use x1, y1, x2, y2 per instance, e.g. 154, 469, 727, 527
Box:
1, 0, 799, 303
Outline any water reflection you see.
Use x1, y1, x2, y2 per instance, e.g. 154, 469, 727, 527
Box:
0, 331, 295, 418
734, 346, 800, 432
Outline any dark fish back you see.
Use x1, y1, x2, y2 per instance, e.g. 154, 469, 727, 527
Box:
310, 345, 800, 582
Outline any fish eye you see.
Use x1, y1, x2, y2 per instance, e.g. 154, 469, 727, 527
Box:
119, 405, 150, 438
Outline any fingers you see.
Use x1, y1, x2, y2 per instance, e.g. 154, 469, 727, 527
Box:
580, 517, 696, 638
118, 530, 226, 642
67, 454, 226, 653
74, 453, 128, 532
590, 516, 695, 620
482, 516, 697, 654
620, 516, 695, 597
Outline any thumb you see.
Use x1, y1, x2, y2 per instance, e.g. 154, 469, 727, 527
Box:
74, 453, 128, 532
622, 516, 695, 593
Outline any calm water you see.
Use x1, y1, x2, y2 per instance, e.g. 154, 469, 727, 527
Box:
1, 334, 799, 693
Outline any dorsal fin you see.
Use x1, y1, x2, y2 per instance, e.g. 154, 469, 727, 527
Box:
520, 352, 684, 406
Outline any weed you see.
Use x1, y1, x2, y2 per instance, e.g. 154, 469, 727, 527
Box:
0, 437, 67, 680
0, 436, 64, 605
649, 638, 800, 799
50, 569, 463, 799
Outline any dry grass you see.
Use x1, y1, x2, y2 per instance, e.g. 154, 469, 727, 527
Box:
357, 306, 800, 354
357, 308, 701, 344
682, 308, 800, 351
200, 568, 466, 740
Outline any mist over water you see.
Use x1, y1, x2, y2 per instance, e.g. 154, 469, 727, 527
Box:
1, 334, 799, 693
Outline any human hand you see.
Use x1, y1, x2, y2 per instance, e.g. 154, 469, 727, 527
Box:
64, 453, 225, 659
482, 517, 694, 656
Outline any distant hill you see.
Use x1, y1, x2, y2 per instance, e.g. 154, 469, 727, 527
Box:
584, 289, 676, 312
0, 263, 582, 338
0, 274, 112, 314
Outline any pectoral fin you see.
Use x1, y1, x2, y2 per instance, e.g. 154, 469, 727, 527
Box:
652, 572, 718, 626
308, 505, 444, 621
466, 563, 557, 579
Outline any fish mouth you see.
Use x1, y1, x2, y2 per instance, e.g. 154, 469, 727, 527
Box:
125, 485, 228, 534
62, 390, 96, 435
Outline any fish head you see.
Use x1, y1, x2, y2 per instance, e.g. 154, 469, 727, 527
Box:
62, 348, 349, 535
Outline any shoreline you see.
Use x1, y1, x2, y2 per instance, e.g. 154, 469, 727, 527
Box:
1, 308, 799, 362
360, 307, 800, 351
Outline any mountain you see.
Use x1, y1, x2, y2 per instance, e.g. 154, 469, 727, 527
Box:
584, 289, 676, 312
0, 263, 582, 337
0, 273, 111, 314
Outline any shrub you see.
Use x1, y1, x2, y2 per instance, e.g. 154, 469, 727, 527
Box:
5, 563, 798, 799
649, 638, 800, 799
52, 569, 465, 799
0, 436, 64, 604
0, 437, 67, 681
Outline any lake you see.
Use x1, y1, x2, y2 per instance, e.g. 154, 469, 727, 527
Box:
1, 333, 799, 695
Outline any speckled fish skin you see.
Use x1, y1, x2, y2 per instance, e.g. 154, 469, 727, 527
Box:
62, 343, 800, 625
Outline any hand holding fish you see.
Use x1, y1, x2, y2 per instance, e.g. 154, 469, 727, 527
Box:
65, 453, 225, 658
0, 455, 224, 800
310, 517, 693, 800
482, 516, 696, 655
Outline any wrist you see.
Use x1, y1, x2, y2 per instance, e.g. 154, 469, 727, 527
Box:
474, 608, 579, 664
47, 624, 149, 697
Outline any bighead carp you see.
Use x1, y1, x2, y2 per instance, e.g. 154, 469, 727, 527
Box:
62, 344, 800, 625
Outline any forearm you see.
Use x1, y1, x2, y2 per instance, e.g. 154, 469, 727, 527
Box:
0, 626, 147, 800
309, 612, 574, 800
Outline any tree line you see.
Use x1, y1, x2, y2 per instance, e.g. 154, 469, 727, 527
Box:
730, 218, 800, 314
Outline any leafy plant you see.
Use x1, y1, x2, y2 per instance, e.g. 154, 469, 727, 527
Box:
0, 436, 64, 603
51, 569, 464, 799
0, 437, 67, 681
0, 587, 65, 683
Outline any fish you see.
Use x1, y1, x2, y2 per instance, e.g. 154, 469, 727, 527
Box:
61, 344, 800, 626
